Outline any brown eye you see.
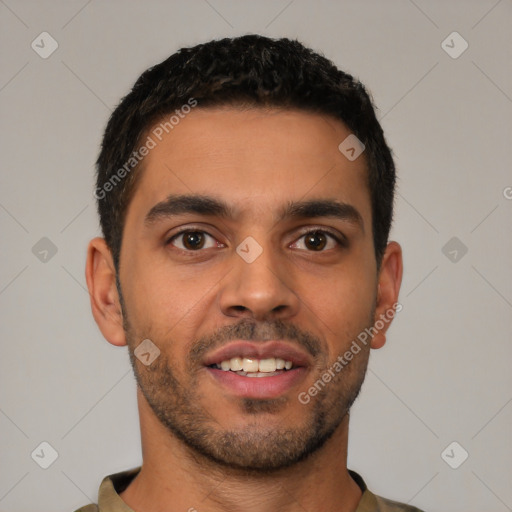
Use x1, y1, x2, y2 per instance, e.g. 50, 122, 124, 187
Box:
290, 230, 343, 252
304, 231, 328, 251
182, 231, 205, 250
168, 230, 217, 251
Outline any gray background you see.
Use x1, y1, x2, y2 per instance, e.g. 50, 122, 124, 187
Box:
1, 1, 511, 511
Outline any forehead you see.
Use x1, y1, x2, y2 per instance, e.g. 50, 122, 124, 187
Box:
126, 107, 370, 224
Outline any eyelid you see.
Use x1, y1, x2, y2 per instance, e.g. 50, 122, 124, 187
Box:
166, 224, 220, 241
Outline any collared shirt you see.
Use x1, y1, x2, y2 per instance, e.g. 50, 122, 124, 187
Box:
74, 467, 425, 512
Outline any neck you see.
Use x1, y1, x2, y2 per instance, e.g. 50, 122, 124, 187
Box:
120, 390, 362, 512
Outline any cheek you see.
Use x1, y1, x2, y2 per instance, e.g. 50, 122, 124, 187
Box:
121, 256, 225, 342
299, 262, 376, 357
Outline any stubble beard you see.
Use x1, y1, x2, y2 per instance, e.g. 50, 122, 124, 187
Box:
122, 303, 373, 473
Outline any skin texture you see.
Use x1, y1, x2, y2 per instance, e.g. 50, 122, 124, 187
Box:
86, 107, 403, 512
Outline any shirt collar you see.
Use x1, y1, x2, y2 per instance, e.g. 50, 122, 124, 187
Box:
98, 466, 376, 512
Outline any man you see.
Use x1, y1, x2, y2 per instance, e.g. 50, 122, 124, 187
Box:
79, 35, 423, 511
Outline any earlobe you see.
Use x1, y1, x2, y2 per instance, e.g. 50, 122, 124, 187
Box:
371, 241, 403, 350
85, 237, 127, 347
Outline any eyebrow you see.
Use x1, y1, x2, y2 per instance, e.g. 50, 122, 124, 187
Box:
144, 194, 364, 232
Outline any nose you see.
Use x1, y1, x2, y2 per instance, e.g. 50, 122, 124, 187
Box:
218, 239, 300, 322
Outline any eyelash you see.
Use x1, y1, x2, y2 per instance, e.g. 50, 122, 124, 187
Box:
166, 227, 346, 252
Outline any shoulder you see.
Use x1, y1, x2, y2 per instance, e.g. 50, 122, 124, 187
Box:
349, 470, 426, 512
372, 493, 426, 512
71, 466, 141, 512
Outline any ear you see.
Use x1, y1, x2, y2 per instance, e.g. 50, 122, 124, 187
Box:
371, 241, 403, 349
85, 237, 127, 347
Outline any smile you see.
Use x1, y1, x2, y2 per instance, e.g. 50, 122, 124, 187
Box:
203, 340, 312, 398
210, 356, 294, 376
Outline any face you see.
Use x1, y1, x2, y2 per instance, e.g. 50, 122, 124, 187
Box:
91, 107, 401, 472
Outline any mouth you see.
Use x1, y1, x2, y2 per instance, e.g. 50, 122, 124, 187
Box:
209, 356, 295, 376
203, 341, 312, 399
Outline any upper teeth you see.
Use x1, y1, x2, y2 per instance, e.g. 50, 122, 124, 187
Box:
217, 357, 293, 372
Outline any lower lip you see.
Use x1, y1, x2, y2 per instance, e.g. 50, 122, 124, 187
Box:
206, 367, 308, 399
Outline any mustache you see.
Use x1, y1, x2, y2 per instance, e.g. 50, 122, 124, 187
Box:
189, 318, 322, 365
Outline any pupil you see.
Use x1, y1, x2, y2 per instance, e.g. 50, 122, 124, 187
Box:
306, 231, 326, 251
184, 231, 204, 250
